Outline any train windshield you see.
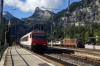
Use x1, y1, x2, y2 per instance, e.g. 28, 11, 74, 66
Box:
30, 34, 47, 39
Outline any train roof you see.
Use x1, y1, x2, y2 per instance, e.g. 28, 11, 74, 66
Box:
20, 30, 46, 39
31, 30, 45, 33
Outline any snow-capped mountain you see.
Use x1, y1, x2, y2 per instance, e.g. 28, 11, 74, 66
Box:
3, 11, 14, 20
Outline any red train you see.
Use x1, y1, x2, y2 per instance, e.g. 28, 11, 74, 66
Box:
20, 30, 48, 52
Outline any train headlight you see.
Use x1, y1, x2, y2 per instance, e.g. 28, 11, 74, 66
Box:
43, 44, 47, 45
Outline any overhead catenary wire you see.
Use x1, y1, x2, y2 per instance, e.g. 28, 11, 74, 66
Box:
54, 0, 67, 9
3, 1, 12, 12
3, 0, 17, 17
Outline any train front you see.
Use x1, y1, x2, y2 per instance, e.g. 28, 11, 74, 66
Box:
30, 31, 48, 51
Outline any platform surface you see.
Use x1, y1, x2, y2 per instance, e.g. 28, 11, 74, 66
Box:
1, 46, 55, 66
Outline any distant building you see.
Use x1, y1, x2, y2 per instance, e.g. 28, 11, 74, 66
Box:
74, 22, 85, 26
65, 22, 85, 26
60, 17, 85, 26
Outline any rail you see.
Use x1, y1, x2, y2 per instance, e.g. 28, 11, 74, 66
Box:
0, 44, 9, 61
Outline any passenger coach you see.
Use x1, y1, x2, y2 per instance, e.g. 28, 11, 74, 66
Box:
20, 30, 48, 51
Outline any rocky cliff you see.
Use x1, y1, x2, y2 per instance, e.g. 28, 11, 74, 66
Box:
28, 7, 54, 21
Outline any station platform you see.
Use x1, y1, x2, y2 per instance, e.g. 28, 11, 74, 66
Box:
0, 46, 55, 66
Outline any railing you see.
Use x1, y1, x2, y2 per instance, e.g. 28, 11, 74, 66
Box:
0, 44, 9, 61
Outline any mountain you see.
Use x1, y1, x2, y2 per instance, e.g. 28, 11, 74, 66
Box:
3, 11, 25, 26
53, 0, 100, 25
3, 11, 28, 40
26, 7, 54, 21
3, 11, 14, 20
10, 0, 100, 38
68, 0, 100, 23
22, 7, 54, 31
9, 18, 28, 39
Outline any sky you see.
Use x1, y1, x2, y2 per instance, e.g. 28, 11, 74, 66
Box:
3, 0, 81, 19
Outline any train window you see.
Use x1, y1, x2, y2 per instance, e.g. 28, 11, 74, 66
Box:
31, 34, 47, 39
30, 34, 32, 38
21, 36, 28, 41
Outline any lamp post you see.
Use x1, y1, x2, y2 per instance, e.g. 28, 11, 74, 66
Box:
12, 8, 17, 44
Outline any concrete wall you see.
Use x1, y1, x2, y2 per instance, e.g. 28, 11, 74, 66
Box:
85, 44, 100, 50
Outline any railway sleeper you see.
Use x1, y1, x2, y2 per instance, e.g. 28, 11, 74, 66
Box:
63, 53, 100, 64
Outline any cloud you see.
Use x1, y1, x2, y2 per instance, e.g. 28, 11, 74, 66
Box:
4, 0, 63, 12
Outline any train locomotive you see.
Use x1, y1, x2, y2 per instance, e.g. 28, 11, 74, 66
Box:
20, 30, 48, 52
63, 38, 85, 48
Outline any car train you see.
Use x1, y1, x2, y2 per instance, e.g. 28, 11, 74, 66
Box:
62, 38, 85, 48
20, 30, 48, 52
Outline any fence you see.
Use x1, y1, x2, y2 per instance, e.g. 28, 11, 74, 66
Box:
0, 44, 9, 61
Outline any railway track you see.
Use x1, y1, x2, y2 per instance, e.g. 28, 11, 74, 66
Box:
52, 46, 100, 59
24, 46, 100, 66
45, 47, 100, 66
